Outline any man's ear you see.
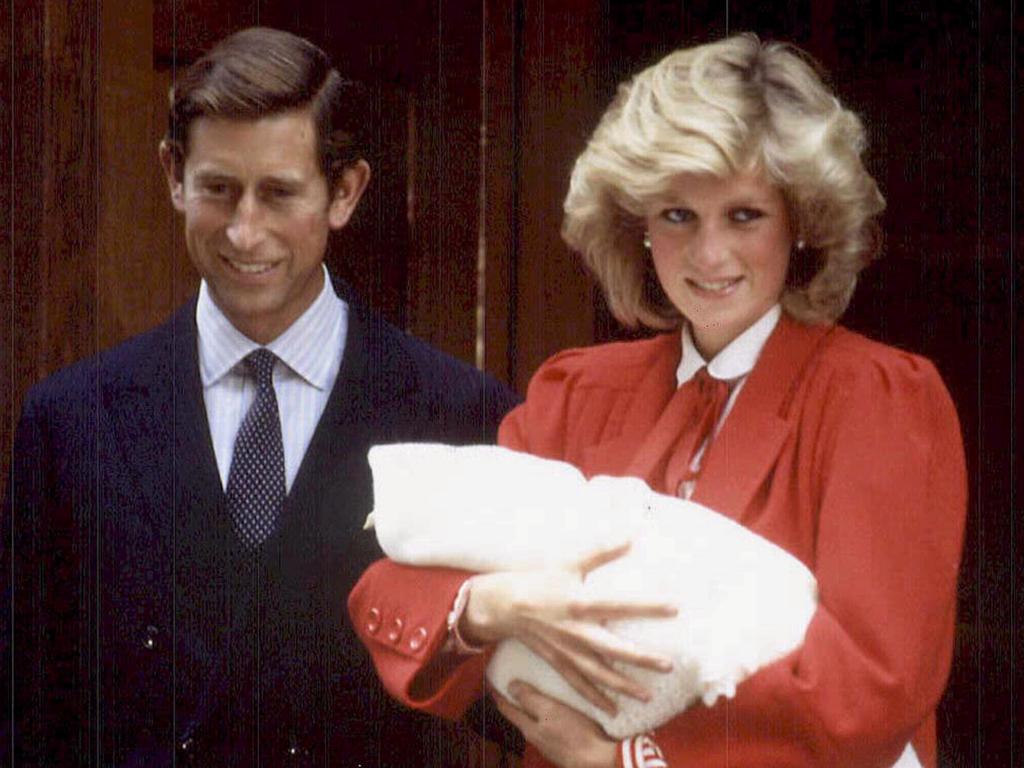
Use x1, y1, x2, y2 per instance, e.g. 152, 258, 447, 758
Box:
158, 140, 186, 212
327, 160, 371, 230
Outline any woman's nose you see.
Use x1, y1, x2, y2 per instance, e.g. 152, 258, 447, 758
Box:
689, 225, 728, 270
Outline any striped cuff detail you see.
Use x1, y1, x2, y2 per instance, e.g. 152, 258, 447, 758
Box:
618, 734, 668, 768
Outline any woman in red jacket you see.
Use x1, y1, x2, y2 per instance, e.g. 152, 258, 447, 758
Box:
349, 34, 966, 768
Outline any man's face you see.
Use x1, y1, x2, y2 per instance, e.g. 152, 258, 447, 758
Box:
161, 108, 368, 343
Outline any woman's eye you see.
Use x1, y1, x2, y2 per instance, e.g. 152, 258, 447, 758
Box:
732, 207, 764, 223
662, 208, 694, 224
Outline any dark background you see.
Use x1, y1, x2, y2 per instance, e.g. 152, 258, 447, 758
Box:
2, 1, 1019, 764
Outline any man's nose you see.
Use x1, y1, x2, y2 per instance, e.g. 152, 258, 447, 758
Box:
225, 193, 267, 252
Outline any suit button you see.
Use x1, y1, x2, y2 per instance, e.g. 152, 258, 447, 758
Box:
386, 617, 404, 644
366, 608, 381, 634
143, 624, 159, 650
285, 736, 312, 765
408, 626, 428, 651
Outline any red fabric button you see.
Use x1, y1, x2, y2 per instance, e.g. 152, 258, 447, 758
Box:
408, 626, 428, 651
386, 617, 404, 644
366, 607, 381, 634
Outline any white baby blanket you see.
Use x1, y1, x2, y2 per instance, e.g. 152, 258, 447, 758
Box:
366, 443, 818, 739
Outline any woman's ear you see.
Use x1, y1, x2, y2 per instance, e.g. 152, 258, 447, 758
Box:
328, 160, 372, 230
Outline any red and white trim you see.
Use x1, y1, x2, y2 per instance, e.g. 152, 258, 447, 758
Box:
443, 577, 484, 655
618, 734, 668, 768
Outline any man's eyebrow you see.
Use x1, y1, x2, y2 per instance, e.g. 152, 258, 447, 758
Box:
260, 172, 306, 187
191, 168, 235, 182
189, 168, 307, 187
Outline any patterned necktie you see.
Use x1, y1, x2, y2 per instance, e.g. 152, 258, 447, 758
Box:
663, 366, 731, 496
226, 349, 286, 549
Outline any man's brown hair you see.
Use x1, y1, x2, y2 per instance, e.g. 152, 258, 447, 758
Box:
164, 27, 366, 190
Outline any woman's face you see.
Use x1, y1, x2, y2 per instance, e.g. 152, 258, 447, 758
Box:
644, 171, 793, 359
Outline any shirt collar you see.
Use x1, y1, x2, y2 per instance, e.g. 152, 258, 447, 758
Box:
196, 265, 345, 390
676, 304, 782, 386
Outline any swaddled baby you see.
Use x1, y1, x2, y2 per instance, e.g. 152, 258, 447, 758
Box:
365, 443, 818, 739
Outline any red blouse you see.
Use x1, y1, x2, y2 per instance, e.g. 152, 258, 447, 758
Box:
349, 317, 967, 768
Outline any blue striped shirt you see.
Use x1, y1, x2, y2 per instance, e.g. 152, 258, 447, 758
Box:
196, 266, 347, 492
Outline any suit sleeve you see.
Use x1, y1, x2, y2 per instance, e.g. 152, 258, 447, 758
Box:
646, 353, 967, 767
2, 388, 52, 763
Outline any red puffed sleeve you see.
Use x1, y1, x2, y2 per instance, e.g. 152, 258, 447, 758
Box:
648, 345, 967, 768
500, 348, 603, 456
499, 340, 675, 462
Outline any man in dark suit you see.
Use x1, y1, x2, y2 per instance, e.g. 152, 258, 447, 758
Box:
2, 27, 518, 767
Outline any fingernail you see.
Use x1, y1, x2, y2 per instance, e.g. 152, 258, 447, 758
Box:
508, 681, 522, 698
658, 659, 674, 672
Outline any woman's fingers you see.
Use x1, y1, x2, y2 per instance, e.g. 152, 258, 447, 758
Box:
520, 633, 618, 714
535, 624, 654, 702
505, 680, 551, 720
567, 598, 678, 623
493, 687, 536, 731
575, 540, 632, 575
495, 681, 620, 768
557, 619, 674, 672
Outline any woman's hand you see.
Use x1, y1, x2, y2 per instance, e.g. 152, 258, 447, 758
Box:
495, 680, 619, 768
460, 542, 676, 713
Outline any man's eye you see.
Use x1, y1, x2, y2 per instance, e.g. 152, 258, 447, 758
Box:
265, 187, 295, 200
202, 182, 230, 196
662, 208, 694, 224
732, 208, 764, 223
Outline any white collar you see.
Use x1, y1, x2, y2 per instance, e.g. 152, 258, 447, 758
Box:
676, 305, 781, 386
196, 264, 344, 390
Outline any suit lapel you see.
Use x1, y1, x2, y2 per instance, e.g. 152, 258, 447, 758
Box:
100, 300, 224, 535
694, 317, 833, 519
169, 302, 227, 515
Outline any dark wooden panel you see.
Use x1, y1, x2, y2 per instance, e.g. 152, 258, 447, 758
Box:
99, 0, 181, 349
513, 0, 604, 391
155, 0, 263, 64
405, 0, 486, 363
480, 0, 518, 383
320, 0, 421, 329
0, 0, 12, 483
10, 0, 100, 380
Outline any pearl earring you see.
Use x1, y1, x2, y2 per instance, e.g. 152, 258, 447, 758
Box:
642, 232, 652, 250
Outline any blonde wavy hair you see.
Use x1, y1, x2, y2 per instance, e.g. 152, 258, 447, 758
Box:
562, 33, 886, 329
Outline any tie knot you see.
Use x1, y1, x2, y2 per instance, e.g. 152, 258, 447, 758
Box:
244, 348, 277, 387
693, 366, 726, 396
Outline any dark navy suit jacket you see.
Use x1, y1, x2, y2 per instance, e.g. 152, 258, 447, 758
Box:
2, 283, 520, 766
